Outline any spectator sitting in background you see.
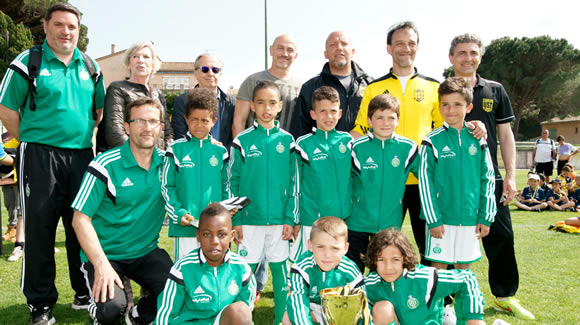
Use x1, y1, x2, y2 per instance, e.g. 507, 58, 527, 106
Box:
569, 182, 580, 211
538, 173, 550, 193
546, 178, 575, 211
564, 163, 576, 182
514, 174, 547, 212
557, 166, 573, 195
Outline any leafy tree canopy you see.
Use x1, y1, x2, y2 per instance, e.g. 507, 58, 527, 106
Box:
443, 36, 580, 140
0, 11, 34, 79
0, 0, 89, 51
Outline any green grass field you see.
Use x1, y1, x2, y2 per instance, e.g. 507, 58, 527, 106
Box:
0, 170, 578, 324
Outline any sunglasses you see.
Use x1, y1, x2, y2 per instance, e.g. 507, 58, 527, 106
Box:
198, 66, 221, 74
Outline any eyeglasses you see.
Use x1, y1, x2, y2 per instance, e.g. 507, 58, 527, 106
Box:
198, 66, 221, 74
128, 119, 161, 127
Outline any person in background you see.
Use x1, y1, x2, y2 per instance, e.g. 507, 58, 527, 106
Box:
171, 53, 236, 147
233, 34, 301, 137
532, 130, 556, 183
546, 178, 575, 211
290, 31, 373, 138
100, 42, 172, 151
514, 174, 548, 212
556, 135, 579, 175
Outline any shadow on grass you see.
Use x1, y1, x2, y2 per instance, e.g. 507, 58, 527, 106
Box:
253, 305, 275, 325
0, 303, 94, 325
260, 291, 273, 299
55, 240, 67, 249
1, 241, 15, 257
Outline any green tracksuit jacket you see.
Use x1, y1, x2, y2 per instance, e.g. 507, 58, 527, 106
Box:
155, 249, 256, 324
365, 265, 484, 325
162, 133, 229, 237
295, 128, 353, 226
227, 121, 298, 226
348, 132, 419, 232
418, 122, 496, 229
287, 251, 364, 325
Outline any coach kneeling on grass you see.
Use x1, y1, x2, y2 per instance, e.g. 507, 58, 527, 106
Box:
72, 97, 173, 325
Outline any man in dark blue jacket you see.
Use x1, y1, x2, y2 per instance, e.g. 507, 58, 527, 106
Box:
290, 31, 373, 138
171, 53, 236, 147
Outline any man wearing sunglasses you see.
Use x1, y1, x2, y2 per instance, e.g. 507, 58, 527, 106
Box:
232, 34, 302, 137
171, 53, 236, 147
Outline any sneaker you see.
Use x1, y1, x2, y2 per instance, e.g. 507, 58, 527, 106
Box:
29, 306, 55, 325
493, 297, 535, 320
442, 305, 457, 325
2, 225, 16, 241
8, 246, 23, 262
492, 319, 511, 325
72, 294, 91, 310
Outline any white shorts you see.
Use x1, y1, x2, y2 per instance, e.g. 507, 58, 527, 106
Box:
310, 302, 323, 324
237, 225, 289, 264
173, 237, 199, 261
425, 225, 481, 264
290, 225, 312, 263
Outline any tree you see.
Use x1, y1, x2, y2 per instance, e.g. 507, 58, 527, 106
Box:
477, 36, 579, 139
163, 90, 179, 116
0, 11, 34, 80
443, 36, 580, 139
0, 0, 89, 51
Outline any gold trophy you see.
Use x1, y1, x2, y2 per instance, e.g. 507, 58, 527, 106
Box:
320, 285, 371, 325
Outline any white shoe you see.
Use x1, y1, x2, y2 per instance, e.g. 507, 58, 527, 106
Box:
442, 305, 457, 325
492, 319, 511, 325
8, 246, 23, 262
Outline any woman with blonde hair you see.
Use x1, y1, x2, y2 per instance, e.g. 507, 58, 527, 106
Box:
99, 42, 172, 151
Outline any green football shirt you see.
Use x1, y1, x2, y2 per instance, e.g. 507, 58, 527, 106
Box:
0, 40, 105, 149
72, 140, 166, 261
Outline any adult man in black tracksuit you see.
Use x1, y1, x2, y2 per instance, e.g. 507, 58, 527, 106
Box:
290, 31, 373, 139
449, 33, 534, 320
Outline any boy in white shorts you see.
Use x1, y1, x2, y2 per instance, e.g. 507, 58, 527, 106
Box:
419, 77, 496, 271
227, 80, 298, 324
162, 88, 229, 259
291, 86, 353, 262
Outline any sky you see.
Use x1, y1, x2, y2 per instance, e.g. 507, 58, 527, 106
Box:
71, 0, 580, 90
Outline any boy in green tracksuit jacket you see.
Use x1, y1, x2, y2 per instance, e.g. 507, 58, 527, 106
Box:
347, 94, 419, 273
292, 86, 353, 261
156, 203, 255, 325
364, 229, 485, 325
162, 89, 229, 260
227, 80, 297, 324
284, 217, 369, 325
419, 77, 496, 271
